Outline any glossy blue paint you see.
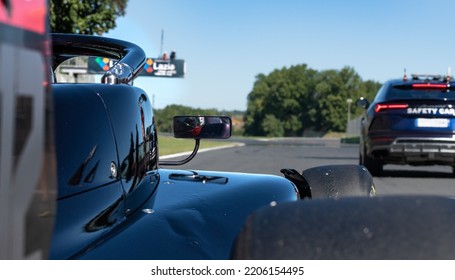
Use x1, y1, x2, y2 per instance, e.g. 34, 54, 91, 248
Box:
76, 169, 298, 259
51, 82, 160, 259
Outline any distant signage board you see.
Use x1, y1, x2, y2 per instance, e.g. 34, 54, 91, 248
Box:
87, 57, 185, 78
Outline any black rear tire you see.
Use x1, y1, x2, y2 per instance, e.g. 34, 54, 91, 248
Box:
360, 145, 383, 176
232, 196, 455, 259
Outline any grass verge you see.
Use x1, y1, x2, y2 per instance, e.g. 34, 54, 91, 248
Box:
340, 136, 360, 144
158, 135, 232, 156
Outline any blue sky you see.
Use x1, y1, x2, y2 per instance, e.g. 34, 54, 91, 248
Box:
105, 0, 455, 111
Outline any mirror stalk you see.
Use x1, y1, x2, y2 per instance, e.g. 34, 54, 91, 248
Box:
159, 139, 200, 166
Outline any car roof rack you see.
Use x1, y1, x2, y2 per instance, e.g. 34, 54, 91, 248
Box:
403, 67, 452, 82
411, 74, 442, 81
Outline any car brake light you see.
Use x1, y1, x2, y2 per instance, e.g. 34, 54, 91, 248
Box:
412, 83, 448, 89
374, 103, 408, 113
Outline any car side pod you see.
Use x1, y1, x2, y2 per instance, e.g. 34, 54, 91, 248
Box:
231, 196, 455, 260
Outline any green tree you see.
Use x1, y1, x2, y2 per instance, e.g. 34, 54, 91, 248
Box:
244, 64, 318, 136
243, 73, 268, 136
50, 0, 128, 35
314, 67, 364, 131
244, 64, 382, 136
262, 114, 284, 137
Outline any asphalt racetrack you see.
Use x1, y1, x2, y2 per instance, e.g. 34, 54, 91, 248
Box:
165, 137, 455, 197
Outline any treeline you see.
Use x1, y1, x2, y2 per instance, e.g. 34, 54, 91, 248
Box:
243, 64, 380, 137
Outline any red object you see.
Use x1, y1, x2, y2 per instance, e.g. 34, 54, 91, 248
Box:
375, 103, 408, 113
0, 0, 46, 34
412, 84, 448, 89
192, 126, 202, 136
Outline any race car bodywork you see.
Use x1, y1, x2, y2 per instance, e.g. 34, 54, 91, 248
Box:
45, 33, 375, 260
48, 34, 296, 259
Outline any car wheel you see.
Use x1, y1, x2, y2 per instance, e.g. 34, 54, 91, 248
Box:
232, 196, 455, 259
301, 164, 376, 199
360, 145, 383, 176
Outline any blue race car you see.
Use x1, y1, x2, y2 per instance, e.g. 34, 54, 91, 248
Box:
48, 34, 375, 259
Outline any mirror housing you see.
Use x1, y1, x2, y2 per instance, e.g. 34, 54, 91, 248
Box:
160, 116, 232, 166
356, 97, 370, 109
173, 116, 231, 139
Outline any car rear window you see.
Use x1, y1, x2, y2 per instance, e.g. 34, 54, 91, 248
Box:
385, 84, 455, 101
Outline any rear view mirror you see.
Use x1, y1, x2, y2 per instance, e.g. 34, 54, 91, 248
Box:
173, 116, 231, 139
356, 97, 370, 109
